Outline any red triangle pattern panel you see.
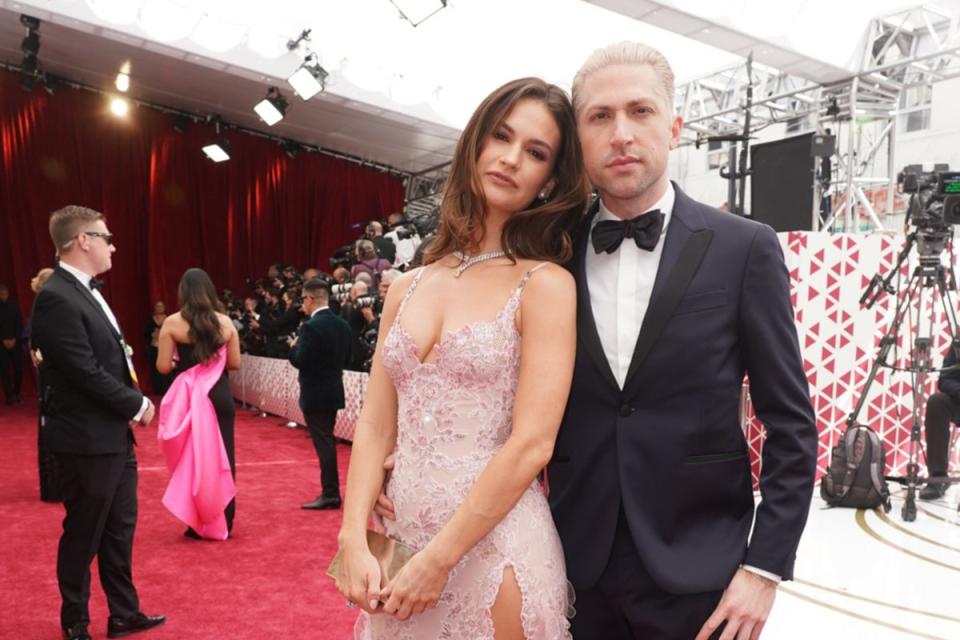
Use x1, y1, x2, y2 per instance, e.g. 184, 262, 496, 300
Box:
743, 232, 955, 488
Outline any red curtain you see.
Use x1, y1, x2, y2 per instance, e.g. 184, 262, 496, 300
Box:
0, 68, 405, 392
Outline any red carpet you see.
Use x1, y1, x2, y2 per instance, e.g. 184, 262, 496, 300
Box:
0, 400, 358, 639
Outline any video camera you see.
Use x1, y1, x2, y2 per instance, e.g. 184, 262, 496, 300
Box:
897, 166, 960, 260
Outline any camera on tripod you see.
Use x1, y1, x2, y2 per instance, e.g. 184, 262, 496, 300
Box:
899, 166, 960, 228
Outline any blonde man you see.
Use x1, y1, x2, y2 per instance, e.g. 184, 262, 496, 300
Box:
548, 42, 817, 640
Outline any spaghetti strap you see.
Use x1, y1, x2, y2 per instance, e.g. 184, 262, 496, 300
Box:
396, 267, 427, 319
516, 261, 551, 292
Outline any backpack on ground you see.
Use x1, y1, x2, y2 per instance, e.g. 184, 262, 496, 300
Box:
820, 425, 892, 512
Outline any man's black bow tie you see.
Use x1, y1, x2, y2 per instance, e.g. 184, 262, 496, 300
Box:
89, 278, 104, 292
591, 210, 664, 254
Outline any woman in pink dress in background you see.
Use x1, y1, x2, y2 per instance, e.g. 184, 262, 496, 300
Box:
335, 77, 590, 639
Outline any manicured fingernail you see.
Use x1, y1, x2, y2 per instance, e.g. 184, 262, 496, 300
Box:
370, 600, 379, 609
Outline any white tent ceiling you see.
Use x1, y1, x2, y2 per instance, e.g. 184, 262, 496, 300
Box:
1, 0, 956, 174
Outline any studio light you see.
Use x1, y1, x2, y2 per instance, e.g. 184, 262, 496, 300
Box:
202, 139, 231, 163
254, 87, 288, 126
115, 72, 130, 92
110, 96, 129, 117
389, 0, 448, 27
280, 140, 300, 159
19, 14, 41, 93
287, 56, 328, 100
21, 31, 39, 56
42, 73, 63, 95
172, 114, 191, 134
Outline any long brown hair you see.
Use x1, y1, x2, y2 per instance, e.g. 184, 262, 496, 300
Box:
178, 268, 225, 363
423, 78, 590, 265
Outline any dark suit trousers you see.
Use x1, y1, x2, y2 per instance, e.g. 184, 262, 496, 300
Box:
925, 392, 958, 477
0, 343, 22, 398
304, 409, 340, 498
55, 435, 140, 628
571, 506, 725, 640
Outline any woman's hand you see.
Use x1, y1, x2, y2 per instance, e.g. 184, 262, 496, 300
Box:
335, 540, 385, 615
379, 548, 450, 621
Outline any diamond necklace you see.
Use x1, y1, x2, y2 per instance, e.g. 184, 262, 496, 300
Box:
452, 250, 506, 278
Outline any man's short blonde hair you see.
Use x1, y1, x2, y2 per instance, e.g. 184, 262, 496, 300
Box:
49, 205, 104, 255
572, 41, 676, 115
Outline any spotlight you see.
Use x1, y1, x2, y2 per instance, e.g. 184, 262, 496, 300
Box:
280, 140, 300, 159
172, 114, 191, 134
21, 31, 39, 56
287, 57, 328, 100
19, 14, 40, 30
110, 96, 129, 117
202, 138, 231, 163
389, 0, 448, 26
254, 87, 288, 126
42, 72, 63, 95
825, 97, 840, 117
115, 72, 130, 92
19, 72, 37, 92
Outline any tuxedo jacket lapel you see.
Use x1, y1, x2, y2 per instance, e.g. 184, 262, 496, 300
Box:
58, 268, 123, 341
572, 201, 620, 392
623, 186, 712, 389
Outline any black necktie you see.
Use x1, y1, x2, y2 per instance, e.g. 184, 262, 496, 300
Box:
89, 278, 103, 292
591, 210, 664, 254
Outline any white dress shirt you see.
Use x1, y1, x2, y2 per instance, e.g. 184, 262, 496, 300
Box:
585, 183, 675, 389
59, 261, 149, 421
583, 184, 781, 584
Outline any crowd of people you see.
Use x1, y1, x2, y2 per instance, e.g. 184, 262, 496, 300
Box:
208, 215, 424, 374
7, 35, 957, 640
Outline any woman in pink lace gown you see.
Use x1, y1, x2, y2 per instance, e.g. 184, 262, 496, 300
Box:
335, 78, 590, 639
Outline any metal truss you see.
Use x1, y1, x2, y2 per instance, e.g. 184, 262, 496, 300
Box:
675, 4, 960, 233
402, 161, 449, 231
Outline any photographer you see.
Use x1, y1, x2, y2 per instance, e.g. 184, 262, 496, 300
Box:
384, 213, 422, 270
252, 289, 300, 358
338, 280, 377, 372
365, 220, 396, 265
921, 345, 960, 500
350, 239, 391, 289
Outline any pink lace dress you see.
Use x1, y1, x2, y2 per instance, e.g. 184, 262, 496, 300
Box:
355, 264, 573, 639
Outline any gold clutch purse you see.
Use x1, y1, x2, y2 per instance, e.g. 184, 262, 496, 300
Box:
326, 529, 418, 583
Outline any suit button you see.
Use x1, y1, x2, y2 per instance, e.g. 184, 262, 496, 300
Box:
619, 404, 633, 417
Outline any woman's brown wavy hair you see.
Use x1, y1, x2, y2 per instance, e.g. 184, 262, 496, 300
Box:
423, 77, 590, 265
178, 268, 226, 363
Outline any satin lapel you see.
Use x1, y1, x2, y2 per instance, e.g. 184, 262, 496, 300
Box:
572, 202, 620, 392
58, 268, 123, 341
623, 186, 711, 388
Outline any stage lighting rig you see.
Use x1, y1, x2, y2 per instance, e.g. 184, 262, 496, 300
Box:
287, 54, 328, 100
254, 87, 288, 126
202, 118, 231, 163
19, 14, 41, 93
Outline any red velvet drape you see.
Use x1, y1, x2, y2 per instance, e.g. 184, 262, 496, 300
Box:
0, 68, 405, 393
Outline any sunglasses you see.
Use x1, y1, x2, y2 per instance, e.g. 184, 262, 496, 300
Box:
80, 231, 114, 245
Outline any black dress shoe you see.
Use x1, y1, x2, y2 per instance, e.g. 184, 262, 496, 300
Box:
919, 482, 948, 501
184, 527, 203, 540
106, 612, 166, 638
302, 496, 341, 510
63, 623, 91, 640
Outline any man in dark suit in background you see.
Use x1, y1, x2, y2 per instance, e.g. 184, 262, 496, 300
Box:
920, 345, 960, 500
0, 282, 23, 404
31, 205, 165, 640
289, 278, 353, 510
546, 43, 818, 639
366, 220, 397, 265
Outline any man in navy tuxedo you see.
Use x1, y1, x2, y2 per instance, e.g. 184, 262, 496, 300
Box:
546, 43, 818, 639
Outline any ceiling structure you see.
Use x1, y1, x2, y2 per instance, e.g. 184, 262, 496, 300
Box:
1, 0, 958, 221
